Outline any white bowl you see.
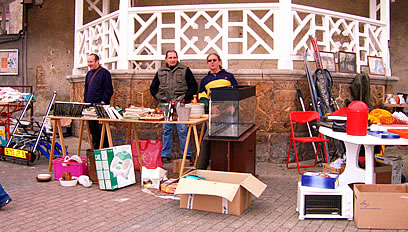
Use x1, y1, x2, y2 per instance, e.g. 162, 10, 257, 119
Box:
36, 173, 52, 182
59, 177, 78, 187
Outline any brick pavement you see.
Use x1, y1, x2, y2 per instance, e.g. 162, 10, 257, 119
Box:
1, 136, 407, 231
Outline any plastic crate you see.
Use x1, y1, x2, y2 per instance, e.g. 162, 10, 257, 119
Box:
53, 157, 88, 180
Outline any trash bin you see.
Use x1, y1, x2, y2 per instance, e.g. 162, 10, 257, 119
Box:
346, 101, 369, 136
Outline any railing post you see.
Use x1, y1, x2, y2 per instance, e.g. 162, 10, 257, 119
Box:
73, 0, 84, 75
275, 0, 293, 69
380, 0, 391, 76
370, 0, 391, 76
117, 0, 130, 69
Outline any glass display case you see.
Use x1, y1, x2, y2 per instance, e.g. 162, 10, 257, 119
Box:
209, 85, 256, 139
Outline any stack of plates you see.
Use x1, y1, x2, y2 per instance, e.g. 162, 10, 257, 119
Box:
186, 103, 204, 118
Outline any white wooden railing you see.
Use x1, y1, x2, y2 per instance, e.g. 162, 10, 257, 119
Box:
73, 2, 389, 75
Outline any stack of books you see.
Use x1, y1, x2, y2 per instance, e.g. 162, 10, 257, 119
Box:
123, 107, 154, 120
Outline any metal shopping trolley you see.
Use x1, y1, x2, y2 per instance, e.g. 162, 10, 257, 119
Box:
1, 91, 67, 165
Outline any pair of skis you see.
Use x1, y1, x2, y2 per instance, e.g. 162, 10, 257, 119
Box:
301, 36, 331, 163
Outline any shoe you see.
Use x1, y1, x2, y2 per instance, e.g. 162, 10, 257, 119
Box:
0, 199, 11, 209
161, 157, 171, 163
188, 156, 194, 165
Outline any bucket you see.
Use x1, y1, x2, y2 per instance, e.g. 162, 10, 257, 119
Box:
176, 107, 191, 121
346, 101, 369, 136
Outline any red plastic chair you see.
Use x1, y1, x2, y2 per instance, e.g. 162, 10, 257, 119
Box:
287, 111, 329, 174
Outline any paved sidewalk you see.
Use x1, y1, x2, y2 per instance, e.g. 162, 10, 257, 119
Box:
0, 137, 407, 232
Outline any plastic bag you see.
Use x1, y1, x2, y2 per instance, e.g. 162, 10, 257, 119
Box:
131, 139, 163, 170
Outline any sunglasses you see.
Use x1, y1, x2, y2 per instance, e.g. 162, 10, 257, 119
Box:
207, 59, 218, 63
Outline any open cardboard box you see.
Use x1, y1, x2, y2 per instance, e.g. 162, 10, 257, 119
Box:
354, 184, 408, 229
174, 170, 267, 215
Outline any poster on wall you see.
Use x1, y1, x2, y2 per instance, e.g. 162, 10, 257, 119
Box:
0, 49, 18, 75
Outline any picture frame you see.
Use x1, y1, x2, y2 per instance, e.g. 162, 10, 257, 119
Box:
0, 49, 18, 75
367, 56, 385, 76
319, 51, 336, 72
338, 51, 356, 73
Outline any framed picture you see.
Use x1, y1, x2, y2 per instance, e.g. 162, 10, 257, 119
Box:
367, 56, 385, 76
0, 49, 18, 75
338, 51, 356, 73
319, 51, 336, 72
360, 65, 369, 74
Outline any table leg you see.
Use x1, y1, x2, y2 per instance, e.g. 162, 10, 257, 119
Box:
48, 119, 58, 171
77, 120, 84, 156
131, 123, 143, 170
100, 122, 106, 149
85, 120, 93, 150
179, 125, 192, 178
104, 122, 113, 147
364, 145, 375, 184
192, 125, 200, 167
56, 120, 67, 158
125, 124, 131, 144
339, 142, 365, 184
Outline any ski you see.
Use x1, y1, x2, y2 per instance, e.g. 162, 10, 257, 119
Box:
304, 49, 321, 115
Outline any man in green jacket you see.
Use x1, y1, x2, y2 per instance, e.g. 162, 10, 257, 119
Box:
150, 50, 198, 162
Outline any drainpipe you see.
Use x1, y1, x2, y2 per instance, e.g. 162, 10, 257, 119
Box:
22, 2, 29, 86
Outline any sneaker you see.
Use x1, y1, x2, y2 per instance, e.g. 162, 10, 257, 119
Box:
0, 199, 11, 209
161, 157, 171, 163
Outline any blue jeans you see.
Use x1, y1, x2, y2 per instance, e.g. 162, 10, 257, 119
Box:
161, 124, 192, 158
0, 184, 11, 205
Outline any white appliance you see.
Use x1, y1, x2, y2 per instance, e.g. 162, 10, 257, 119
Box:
297, 182, 353, 220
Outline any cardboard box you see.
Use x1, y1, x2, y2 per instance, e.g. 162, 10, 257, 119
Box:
141, 166, 168, 189
322, 163, 346, 174
172, 159, 190, 174
301, 171, 339, 189
375, 156, 403, 184
175, 170, 267, 215
374, 162, 392, 184
94, 145, 136, 190
354, 184, 408, 229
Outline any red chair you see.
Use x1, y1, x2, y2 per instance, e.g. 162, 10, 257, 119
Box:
287, 111, 329, 174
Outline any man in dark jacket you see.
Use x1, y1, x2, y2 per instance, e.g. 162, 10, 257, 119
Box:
84, 53, 113, 149
150, 50, 198, 162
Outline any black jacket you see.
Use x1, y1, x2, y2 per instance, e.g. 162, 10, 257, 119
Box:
84, 67, 113, 104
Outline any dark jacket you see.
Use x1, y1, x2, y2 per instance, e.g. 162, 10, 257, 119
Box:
150, 62, 198, 103
84, 67, 113, 104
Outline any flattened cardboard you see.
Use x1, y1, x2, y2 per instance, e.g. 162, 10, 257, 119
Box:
354, 184, 408, 229
176, 178, 239, 201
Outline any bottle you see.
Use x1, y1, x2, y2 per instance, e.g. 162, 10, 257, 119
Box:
169, 102, 176, 121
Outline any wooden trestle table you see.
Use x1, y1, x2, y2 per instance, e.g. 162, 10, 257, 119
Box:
46, 116, 208, 177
